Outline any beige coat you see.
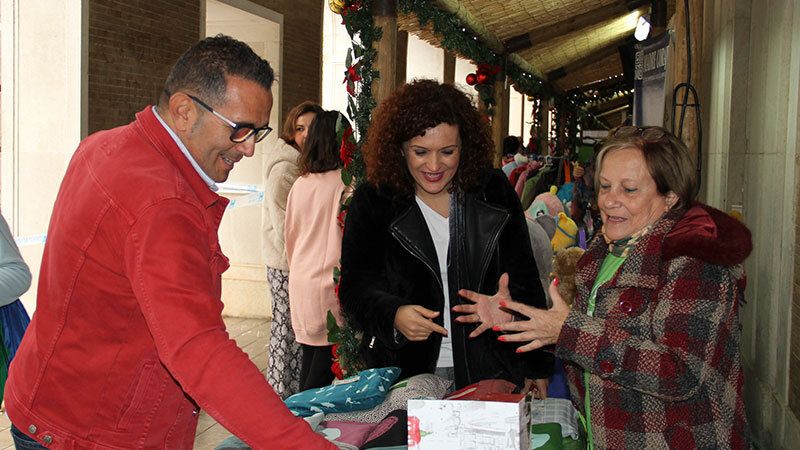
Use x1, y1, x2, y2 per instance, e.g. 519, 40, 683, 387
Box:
261, 137, 300, 270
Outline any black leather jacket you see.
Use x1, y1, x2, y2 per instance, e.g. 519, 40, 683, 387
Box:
340, 169, 553, 388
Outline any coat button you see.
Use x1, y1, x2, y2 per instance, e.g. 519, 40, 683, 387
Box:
618, 292, 644, 315
28, 424, 37, 434
600, 360, 614, 374
43, 435, 53, 445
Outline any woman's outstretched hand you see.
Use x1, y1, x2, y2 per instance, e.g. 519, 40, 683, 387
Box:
454, 273, 515, 338
492, 279, 571, 352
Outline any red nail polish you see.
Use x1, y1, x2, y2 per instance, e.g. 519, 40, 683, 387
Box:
492, 325, 501, 332
499, 300, 507, 307
554, 277, 560, 287
515, 348, 523, 353
497, 336, 506, 342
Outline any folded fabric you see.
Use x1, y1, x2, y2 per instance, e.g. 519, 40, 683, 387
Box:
319, 409, 406, 449
530, 397, 581, 440
361, 409, 407, 449
285, 367, 401, 417
317, 420, 375, 448
531, 422, 585, 450
214, 435, 249, 450
443, 378, 519, 401
214, 413, 327, 450
325, 373, 450, 423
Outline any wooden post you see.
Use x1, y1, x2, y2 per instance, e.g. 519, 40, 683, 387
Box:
664, 0, 703, 161
491, 76, 509, 167
443, 51, 456, 84
539, 97, 552, 156
373, 0, 398, 105
396, 30, 408, 88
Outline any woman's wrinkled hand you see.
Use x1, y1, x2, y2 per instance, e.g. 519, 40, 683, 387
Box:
492, 278, 570, 352
454, 273, 515, 338
394, 305, 448, 341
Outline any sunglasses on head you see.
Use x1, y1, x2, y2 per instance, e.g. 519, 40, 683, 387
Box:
612, 126, 668, 143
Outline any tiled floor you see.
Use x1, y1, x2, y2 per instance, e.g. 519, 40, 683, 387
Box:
0, 317, 271, 450
194, 317, 272, 449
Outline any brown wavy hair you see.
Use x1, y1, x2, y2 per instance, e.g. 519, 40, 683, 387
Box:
280, 101, 324, 150
362, 79, 493, 199
298, 110, 347, 175
597, 126, 697, 210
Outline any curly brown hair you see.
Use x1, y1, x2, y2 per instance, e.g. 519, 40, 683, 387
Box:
362, 79, 493, 198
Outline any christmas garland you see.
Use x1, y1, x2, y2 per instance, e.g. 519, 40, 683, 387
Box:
327, 0, 375, 379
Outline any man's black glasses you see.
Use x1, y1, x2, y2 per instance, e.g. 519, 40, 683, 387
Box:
188, 94, 272, 143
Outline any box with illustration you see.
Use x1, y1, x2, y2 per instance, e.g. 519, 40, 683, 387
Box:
407, 393, 531, 450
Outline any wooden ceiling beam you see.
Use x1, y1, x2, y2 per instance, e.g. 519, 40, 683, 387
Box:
503, 1, 649, 53
595, 104, 631, 118
433, 0, 543, 77
567, 75, 626, 94
547, 36, 634, 82
588, 93, 633, 114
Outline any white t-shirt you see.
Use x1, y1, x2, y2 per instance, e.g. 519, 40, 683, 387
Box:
415, 197, 453, 368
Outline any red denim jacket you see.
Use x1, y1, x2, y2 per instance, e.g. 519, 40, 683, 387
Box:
5, 107, 334, 450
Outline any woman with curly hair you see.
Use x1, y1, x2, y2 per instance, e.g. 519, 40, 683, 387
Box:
339, 79, 553, 392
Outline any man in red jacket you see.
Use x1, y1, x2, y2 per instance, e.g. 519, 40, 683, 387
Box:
5, 35, 334, 450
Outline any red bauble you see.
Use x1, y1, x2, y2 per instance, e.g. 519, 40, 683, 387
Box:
477, 72, 490, 84
465, 73, 477, 86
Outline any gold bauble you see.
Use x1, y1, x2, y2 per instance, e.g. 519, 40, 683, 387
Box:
329, 0, 346, 14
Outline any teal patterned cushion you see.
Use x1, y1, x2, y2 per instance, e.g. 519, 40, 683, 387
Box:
285, 367, 401, 417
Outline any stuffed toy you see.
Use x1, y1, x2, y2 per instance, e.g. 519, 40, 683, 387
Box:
551, 212, 578, 251
556, 182, 574, 210
525, 217, 553, 301
572, 162, 585, 179
534, 214, 556, 241
526, 186, 564, 219
551, 247, 586, 307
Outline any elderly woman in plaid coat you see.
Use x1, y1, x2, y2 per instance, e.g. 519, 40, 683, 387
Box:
462, 126, 751, 449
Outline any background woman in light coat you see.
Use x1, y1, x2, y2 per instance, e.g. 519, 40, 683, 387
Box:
262, 101, 323, 399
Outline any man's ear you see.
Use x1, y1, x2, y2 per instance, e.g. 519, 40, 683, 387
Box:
167, 92, 198, 133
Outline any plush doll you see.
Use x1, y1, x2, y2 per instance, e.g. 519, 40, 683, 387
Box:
525, 217, 553, 303
556, 182, 574, 210
534, 214, 556, 241
551, 212, 578, 251
572, 162, 585, 180
551, 247, 586, 307
526, 185, 564, 219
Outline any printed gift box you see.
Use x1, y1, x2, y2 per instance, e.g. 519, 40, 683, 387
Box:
407, 393, 531, 450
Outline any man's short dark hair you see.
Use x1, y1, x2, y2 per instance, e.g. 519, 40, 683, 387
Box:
161, 34, 274, 105
503, 136, 521, 156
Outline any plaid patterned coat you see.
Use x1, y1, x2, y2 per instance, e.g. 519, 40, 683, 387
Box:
556, 204, 751, 449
